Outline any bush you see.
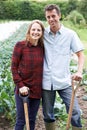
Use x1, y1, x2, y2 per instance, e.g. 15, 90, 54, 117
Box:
0, 0, 68, 20
65, 10, 86, 25
66, 0, 78, 14
78, 0, 87, 22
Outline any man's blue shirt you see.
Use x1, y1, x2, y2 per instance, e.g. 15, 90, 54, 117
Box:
43, 25, 84, 90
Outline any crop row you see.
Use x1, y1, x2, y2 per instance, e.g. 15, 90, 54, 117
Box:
0, 23, 29, 122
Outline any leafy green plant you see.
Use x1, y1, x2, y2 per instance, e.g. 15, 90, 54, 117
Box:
82, 69, 87, 86
78, 0, 87, 22
65, 10, 86, 25
0, 23, 29, 123
54, 93, 67, 121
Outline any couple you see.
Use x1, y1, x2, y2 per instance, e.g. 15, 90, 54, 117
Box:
11, 4, 84, 130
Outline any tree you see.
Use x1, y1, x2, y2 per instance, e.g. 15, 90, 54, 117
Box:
78, 0, 87, 22
66, 0, 78, 14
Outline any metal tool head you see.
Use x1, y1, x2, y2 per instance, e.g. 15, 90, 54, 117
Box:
19, 93, 29, 103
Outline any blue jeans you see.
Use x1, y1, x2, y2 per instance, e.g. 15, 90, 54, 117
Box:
42, 86, 82, 127
14, 93, 40, 130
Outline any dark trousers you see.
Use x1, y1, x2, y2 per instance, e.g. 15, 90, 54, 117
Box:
42, 86, 82, 127
14, 93, 40, 130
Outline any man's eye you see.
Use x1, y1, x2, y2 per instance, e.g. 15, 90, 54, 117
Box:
52, 15, 55, 18
47, 16, 50, 19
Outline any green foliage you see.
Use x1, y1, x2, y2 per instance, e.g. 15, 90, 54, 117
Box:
78, 0, 87, 22
0, 23, 29, 122
70, 57, 87, 86
54, 93, 67, 122
82, 69, 87, 86
62, 20, 87, 41
65, 10, 86, 25
0, 0, 87, 24
0, 0, 68, 20
29, 2, 45, 20
0, 1, 32, 20
66, 0, 78, 14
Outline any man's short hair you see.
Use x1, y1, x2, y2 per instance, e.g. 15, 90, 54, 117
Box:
44, 4, 61, 15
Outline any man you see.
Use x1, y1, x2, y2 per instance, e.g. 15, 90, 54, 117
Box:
42, 4, 84, 130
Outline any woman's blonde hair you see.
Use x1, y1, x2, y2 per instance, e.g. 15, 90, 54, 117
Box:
26, 20, 44, 46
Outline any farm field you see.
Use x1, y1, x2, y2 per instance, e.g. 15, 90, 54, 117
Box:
0, 21, 30, 41
0, 21, 87, 130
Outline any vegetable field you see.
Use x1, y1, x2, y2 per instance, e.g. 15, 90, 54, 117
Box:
0, 21, 87, 130
0, 23, 29, 122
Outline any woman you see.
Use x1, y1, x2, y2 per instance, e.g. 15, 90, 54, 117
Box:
11, 20, 44, 130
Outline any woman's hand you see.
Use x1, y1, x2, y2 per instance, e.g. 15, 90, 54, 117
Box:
19, 86, 29, 95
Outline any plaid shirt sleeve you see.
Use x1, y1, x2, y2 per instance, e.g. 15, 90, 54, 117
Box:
11, 42, 24, 88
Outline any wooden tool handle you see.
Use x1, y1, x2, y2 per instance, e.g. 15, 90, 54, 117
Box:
66, 80, 81, 130
24, 102, 30, 130
66, 90, 75, 130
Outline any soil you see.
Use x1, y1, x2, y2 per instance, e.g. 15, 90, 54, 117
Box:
0, 85, 87, 130
76, 85, 87, 129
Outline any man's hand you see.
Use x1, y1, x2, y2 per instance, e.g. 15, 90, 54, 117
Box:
71, 72, 82, 81
19, 86, 29, 95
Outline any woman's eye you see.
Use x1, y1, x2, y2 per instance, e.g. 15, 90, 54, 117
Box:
32, 29, 41, 32
32, 29, 35, 31
37, 29, 41, 32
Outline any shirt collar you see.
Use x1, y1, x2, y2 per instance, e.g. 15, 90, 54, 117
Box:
27, 42, 32, 47
46, 24, 64, 35
27, 42, 39, 47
